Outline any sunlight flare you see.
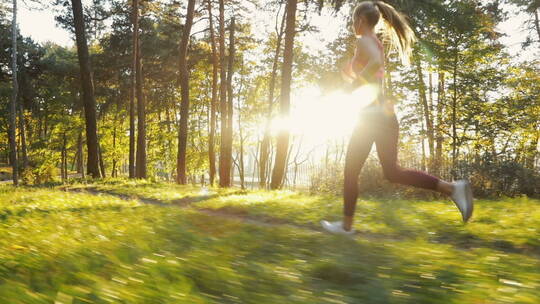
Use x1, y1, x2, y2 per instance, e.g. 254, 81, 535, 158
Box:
270, 84, 379, 144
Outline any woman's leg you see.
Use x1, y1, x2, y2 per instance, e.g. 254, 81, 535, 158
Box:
343, 120, 375, 231
373, 113, 474, 222
374, 114, 440, 191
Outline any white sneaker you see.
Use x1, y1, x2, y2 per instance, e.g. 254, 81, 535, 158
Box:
451, 180, 474, 223
320, 220, 355, 235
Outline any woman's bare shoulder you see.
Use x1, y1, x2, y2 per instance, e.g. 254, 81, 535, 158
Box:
355, 36, 377, 50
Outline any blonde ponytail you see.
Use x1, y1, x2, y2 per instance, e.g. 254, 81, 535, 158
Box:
373, 1, 415, 64
353, 1, 416, 64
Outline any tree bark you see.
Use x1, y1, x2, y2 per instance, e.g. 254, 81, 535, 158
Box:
176, 0, 196, 184
218, 0, 229, 187
435, 71, 445, 174
420, 117, 427, 171
206, 0, 218, 186
260, 7, 286, 188
534, 8, 540, 43
270, 0, 297, 190
415, 58, 434, 163
237, 98, 245, 189
129, 0, 138, 178
71, 0, 101, 178
76, 131, 85, 178
61, 132, 67, 181
18, 103, 28, 171
134, 0, 146, 179
98, 141, 106, 178
9, 0, 19, 185
112, 111, 118, 177
220, 17, 235, 187
451, 50, 458, 175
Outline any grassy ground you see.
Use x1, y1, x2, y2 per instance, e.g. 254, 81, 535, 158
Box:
0, 179, 538, 303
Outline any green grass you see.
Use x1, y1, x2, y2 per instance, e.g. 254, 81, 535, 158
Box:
0, 180, 539, 303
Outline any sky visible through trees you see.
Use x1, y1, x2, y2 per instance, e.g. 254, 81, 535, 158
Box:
16, 1, 535, 60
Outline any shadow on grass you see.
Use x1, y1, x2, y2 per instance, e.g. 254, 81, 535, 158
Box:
0, 204, 141, 222
156, 211, 467, 304
69, 187, 540, 257
70, 186, 247, 207
416, 210, 540, 256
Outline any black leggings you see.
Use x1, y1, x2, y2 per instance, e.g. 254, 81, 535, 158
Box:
343, 109, 439, 216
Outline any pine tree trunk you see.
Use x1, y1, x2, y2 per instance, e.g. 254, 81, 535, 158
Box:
71, 0, 101, 178
176, 0, 196, 184
134, 0, 146, 179
9, 0, 19, 185
98, 141, 106, 178
534, 8, 540, 43
18, 103, 28, 171
415, 58, 434, 163
435, 71, 444, 174
428, 70, 434, 171
129, 0, 138, 178
420, 118, 426, 171
43, 108, 49, 139
218, 0, 229, 187
236, 84, 245, 190
76, 131, 85, 178
259, 8, 286, 188
451, 51, 458, 176
220, 17, 235, 187
61, 133, 67, 180
270, 0, 297, 190
206, 0, 217, 186
112, 113, 117, 177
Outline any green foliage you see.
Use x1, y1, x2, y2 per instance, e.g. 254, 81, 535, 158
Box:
23, 148, 61, 185
462, 157, 540, 198
309, 161, 344, 194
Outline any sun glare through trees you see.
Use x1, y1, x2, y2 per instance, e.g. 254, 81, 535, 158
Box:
270, 84, 379, 145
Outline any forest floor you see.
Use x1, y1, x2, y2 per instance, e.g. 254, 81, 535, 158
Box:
0, 178, 539, 304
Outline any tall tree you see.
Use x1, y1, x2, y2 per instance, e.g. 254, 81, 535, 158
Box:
18, 102, 28, 171
259, 5, 286, 188
435, 71, 445, 173
134, 0, 146, 178
270, 0, 297, 190
414, 56, 434, 166
218, 0, 229, 187
206, 0, 218, 185
535, 6, 540, 42
220, 16, 235, 187
71, 0, 101, 178
129, 0, 138, 178
9, 0, 18, 185
176, 0, 196, 184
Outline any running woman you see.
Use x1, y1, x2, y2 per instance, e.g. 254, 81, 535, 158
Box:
321, 1, 473, 235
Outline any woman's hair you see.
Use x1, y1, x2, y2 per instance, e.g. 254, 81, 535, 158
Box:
352, 1, 416, 64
